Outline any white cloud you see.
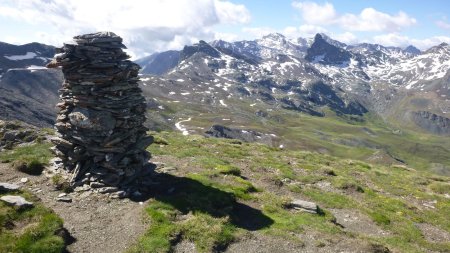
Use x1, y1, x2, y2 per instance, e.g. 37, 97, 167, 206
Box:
292, 1, 336, 25
339, 8, 416, 32
0, 0, 251, 58
215, 1, 251, 24
298, 25, 328, 36
292, 1, 416, 32
373, 33, 450, 50
242, 27, 277, 38
281, 25, 327, 38
436, 18, 450, 30
334, 32, 358, 44
214, 32, 239, 42
242, 25, 327, 40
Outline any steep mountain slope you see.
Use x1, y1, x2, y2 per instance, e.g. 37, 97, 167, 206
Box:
138, 33, 450, 137
0, 68, 62, 126
305, 34, 352, 65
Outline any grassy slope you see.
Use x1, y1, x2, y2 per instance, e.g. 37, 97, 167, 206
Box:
131, 131, 450, 253
147, 97, 450, 174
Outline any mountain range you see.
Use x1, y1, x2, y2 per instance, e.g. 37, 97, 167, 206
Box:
137, 33, 449, 135
0, 33, 449, 173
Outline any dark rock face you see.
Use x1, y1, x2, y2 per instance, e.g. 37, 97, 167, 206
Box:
180, 40, 220, 61
47, 32, 153, 190
0, 68, 61, 105
411, 111, 450, 135
404, 45, 421, 55
305, 34, 351, 65
282, 81, 367, 116
205, 125, 274, 146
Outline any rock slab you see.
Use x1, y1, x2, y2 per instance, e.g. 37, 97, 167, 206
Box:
289, 199, 319, 213
0, 182, 21, 192
1, 195, 33, 207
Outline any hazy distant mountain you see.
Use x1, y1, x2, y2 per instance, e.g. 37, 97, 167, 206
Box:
136, 50, 180, 75
404, 45, 421, 55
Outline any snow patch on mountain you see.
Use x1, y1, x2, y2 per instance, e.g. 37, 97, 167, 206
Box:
219, 100, 228, 107
4, 52, 37, 60
175, 118, 191, 135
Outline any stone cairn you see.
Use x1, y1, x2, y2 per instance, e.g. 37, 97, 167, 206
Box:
47, 32, 153, 194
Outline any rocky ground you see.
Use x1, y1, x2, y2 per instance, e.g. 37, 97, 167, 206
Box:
1, 128, 449, 252
0, 162, 147, 253
0, 158, 395, 253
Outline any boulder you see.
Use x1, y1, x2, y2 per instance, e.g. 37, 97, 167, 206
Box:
0, 195, 33, 207
0, 182, 21, 192
289, 199, 319, 214
205, 124, 275, 146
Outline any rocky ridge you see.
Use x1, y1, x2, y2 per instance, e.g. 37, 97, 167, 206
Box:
138, 33, 450, 135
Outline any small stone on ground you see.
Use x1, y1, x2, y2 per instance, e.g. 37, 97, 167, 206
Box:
0, 195, 33, 207
0, 182, 20, 192
289, 199, 319, 213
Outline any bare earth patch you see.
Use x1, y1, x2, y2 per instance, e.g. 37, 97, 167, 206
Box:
224, 232, 304, 253
225, 231, 388, 253
173, 239, 197, 253
415, 223, 450, 243
330, 209, 389, 237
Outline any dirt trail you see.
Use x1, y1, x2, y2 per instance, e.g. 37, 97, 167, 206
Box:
0, 162, 148, 253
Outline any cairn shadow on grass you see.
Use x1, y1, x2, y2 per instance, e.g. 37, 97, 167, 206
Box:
131, 169, 274, 231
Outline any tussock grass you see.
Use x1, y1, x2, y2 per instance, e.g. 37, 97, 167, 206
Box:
0, 191, 65, 253
0, 142, 52, 175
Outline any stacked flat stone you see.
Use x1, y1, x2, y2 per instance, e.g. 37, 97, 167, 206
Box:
47, 32, 153, 190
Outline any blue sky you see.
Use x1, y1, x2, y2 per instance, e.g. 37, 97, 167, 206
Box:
221, 0, 449, 39
0, 0, 449, 58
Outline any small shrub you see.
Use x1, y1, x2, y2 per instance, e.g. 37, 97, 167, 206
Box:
215, 165, 241, 176
288, 184, 302, 193
153, 136, 169, 145
13, 160, 45, 175
51, 175, 63, 185
180, 213, 235, 252
337, 182, 364, 193
322, 168, 337, 176
51, 175, 72, 193
369, 212, 390, 225
35, 136, 46, 144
